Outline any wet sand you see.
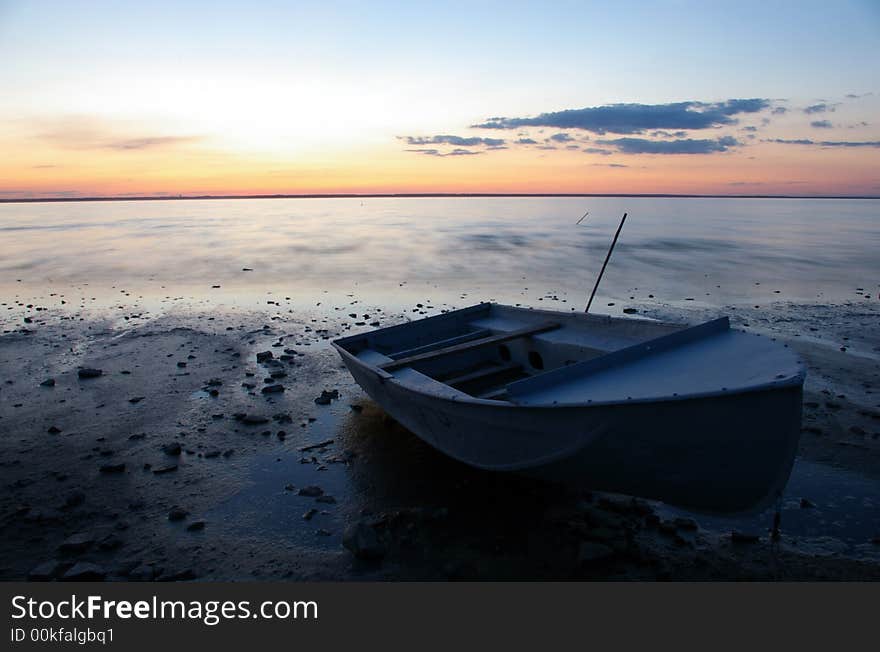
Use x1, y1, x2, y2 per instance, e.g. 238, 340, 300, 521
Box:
1, 290, 878, 581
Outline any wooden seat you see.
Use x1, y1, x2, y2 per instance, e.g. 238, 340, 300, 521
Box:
379, 322, 561, 371
443, 362, 523, 387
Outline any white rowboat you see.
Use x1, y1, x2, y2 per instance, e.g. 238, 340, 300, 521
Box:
333, 303, 805, 513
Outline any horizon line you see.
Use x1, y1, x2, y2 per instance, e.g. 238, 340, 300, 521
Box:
1, 192, 879, 204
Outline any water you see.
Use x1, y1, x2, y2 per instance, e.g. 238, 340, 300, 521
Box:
212, 401, 880, 560
1, 197, 878, 315
661, 458, 880, 560
2, 196, 879, 563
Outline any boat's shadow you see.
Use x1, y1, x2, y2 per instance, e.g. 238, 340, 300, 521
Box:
337, 400, 651, 579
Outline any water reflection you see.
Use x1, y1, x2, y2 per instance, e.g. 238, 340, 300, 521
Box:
1, 197, 877, 312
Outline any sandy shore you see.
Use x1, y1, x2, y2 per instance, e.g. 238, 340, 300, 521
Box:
1, 295, 878, 581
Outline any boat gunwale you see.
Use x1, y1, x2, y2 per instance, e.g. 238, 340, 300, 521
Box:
331, 335, 806, 410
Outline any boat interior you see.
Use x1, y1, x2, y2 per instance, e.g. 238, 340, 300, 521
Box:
334, 303, 687, 402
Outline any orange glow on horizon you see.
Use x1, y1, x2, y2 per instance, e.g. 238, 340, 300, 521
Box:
2, 119, 879, 199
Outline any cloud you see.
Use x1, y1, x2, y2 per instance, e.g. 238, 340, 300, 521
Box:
741, 126, 758, 132
803, 103, 837, 114
769, 138, 880, 147
37, 118, 202, 151
105, 136, 200, 150
471, 99, 771, 134
404, 134, 505, 147
591, 163, 628, 168
405, 148, 481, 157
769, 138, 813, 145
810, 120, 833, 129
548, 132, 574, 143
582, 147, 612, 155
771, 107, 788, 115
0, 189, 82, 197
35, 116, 202, 152
516, 137, 537, 144
595, 136, 739, 154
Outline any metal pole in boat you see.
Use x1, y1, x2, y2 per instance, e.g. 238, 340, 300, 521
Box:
585, 212, 627, 313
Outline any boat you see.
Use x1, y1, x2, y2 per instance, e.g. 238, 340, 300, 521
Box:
332, 302, 805, 513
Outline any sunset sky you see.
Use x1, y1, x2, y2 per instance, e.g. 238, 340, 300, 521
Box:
1, 0, 879, 199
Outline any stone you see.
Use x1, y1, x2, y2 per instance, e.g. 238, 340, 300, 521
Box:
78, 367, 103, 379
186, 521, 206, 532
261, 384, 284, 394
127, 565, 159, 581
658, 521, 677, 536
40, 378, 55, 387
162, 442, 182, 456
298, 486, 324, 497
63, 491, 86, 509
256, 351, 274, 363
98, 534, 124, 551
730, 531, 760, 544
99, 463, 125, 474
158, 569, 197, 581
342, 522, 386, 560
59, 533, 95, 553
673, 517, 699, 531
28, 560, 62, 581
61, 562, 106, 581
168, 507, 189, 521
314, 389, 339, 405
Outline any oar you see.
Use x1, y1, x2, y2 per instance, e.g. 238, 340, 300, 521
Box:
585, 212, 627, 313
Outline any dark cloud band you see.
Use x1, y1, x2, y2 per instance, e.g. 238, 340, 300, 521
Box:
471, 99, 770, 134
404, 135, 505, 147
769, 138, 880, 147
595, 136, 739, 154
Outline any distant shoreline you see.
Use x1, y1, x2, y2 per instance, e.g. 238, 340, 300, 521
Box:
1, 192, 878, 204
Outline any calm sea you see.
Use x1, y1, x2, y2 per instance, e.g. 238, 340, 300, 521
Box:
1, 197, 878, 314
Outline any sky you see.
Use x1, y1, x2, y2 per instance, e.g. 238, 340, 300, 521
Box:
1, 0, 879, 198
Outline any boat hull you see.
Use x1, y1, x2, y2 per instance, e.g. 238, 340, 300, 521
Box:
339, 349, 802, 514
